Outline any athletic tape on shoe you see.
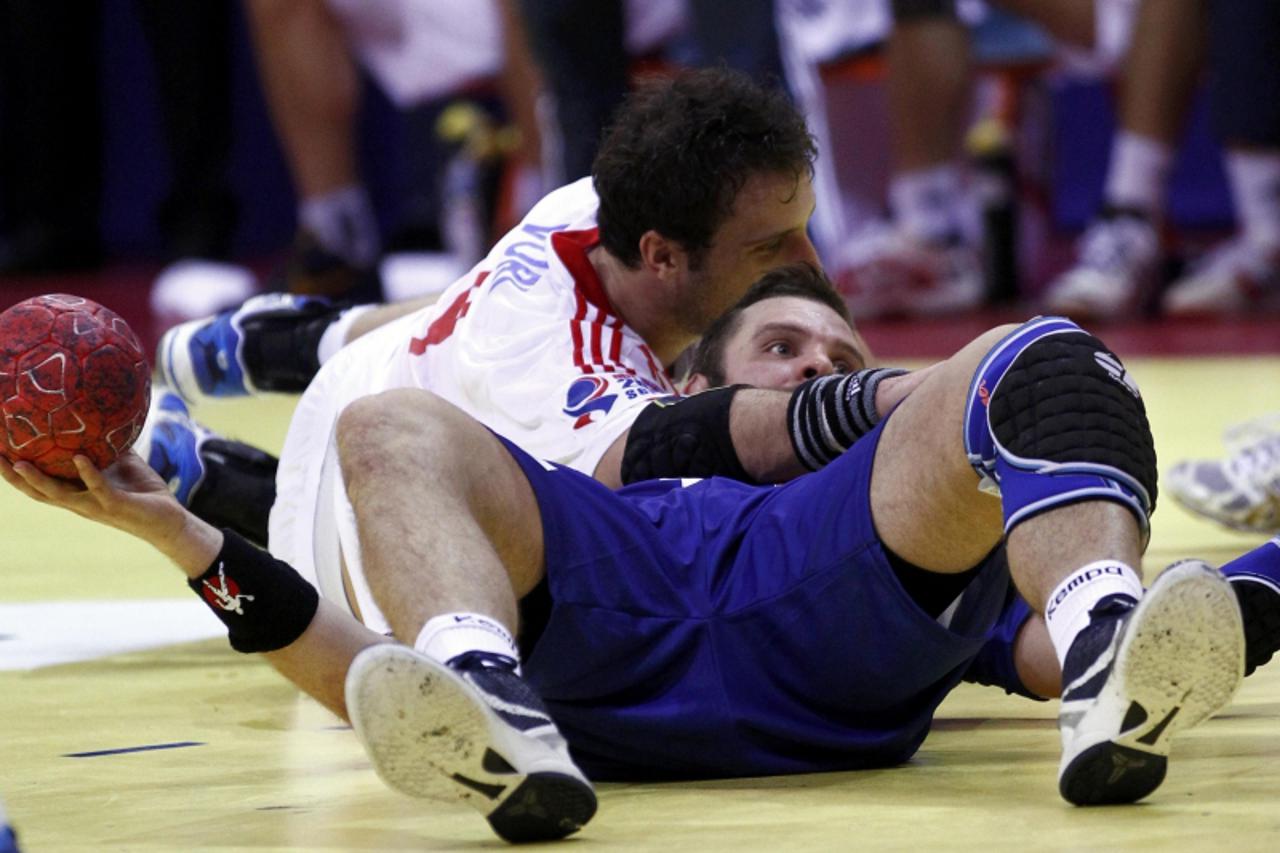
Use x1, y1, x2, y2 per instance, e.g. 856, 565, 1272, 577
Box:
963, 316, 1156, 537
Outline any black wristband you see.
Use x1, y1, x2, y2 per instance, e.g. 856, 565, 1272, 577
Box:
189, 529, 320, 654
786, 367, 908, 471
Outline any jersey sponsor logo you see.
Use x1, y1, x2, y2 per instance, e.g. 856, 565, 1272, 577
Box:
201, 563, 255, 615
564, 376, 617, 429
614, 373, 665, 400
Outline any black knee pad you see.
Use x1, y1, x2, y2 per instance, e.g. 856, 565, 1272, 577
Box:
966, 318, 1157, 534
987, 331, 1157, 519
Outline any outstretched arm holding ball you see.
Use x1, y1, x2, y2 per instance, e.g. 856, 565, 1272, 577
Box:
0, 452, 389, 718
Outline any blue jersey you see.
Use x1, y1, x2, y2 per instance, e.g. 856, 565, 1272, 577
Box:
499, 415, 1011, 781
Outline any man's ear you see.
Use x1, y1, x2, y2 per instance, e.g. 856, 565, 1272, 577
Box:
683, 372, 712, 394
637, 230, 684, 279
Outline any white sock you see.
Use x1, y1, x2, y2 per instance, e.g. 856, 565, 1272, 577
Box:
889, 164, 964, 243
1103, 131, 1172, 216
415, 612, 521, 672
1226, 149, 1280, 250
298, 184, 381, 267
1043, 560, 1144, 669
316, 304, 377, 365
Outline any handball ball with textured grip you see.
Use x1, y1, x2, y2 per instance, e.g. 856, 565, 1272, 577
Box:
0, 294, 151, 479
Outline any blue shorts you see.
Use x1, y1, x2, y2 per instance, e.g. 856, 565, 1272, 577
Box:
501, 416, 1011, 781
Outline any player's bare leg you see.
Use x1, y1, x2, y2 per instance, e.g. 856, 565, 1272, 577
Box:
869, 319, 1243, 805
1045, 0, 1206, 318
336, 390, 546, 635
334, 388, 595, 842
244, 0, 379, 297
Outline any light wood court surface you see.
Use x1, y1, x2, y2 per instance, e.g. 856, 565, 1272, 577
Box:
4, 360, 1280, 852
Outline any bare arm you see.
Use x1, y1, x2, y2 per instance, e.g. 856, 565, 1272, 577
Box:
594, 367, 939, 486
734, 366, 941, 480
0, 452, 387, 720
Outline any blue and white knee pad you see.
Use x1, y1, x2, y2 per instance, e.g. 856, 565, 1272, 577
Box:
963, 317, 1157, 541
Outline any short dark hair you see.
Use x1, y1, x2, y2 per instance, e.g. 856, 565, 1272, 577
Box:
689, 263, 852, 386
593, 68, 816, 269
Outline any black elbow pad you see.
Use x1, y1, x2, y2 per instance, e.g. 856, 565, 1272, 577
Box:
620, 386, 756, 485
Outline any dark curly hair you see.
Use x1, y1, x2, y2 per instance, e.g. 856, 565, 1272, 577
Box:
593, 68, 816, 270
689, 263, 852, 387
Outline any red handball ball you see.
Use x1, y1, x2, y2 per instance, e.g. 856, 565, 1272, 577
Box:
0, 294, 151, 479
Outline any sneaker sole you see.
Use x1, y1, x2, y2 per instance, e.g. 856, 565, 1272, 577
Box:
344, 644, 596, 842
1058, 561, 1244, 805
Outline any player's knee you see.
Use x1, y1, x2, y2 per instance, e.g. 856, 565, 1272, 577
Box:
989, 330, 1155, 492
965, 317, 1157, 534
336, 390, 452, 481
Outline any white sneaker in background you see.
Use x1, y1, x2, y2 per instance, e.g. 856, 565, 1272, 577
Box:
833, 226, 984, 319
1162, 237, 1280, 316
1044, 209, 1160, 321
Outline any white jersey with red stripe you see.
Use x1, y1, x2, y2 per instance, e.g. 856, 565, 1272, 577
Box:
269, 177, 677, 631
340, 176, 675, 474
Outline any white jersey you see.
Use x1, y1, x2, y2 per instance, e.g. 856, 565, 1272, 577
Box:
269, 178, 676, 631
327, 176, 675, 473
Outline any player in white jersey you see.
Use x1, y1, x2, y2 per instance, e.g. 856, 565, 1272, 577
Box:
271, 178, 680, 628
160, 66, 820, 635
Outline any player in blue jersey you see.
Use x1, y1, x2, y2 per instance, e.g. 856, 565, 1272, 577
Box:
8, 265, 1280, 842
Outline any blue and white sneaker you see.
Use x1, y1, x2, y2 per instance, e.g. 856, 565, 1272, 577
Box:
345, 644, 596, 843
133, 389, 210, 506
156, 293, 337, 405
1056, 560, 1244, 805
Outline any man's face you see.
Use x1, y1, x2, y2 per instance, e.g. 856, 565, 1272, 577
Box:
711, 295, 866, 392
675, 171, 819, 334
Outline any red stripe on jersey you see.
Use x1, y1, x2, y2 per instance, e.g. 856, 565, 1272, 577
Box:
608, 315, 624, 366
570, 289, 591, 374
555, 227, 640, 377
409, 270, 490, 355
551, 228, 617, 317
589, 320, 610, 372
639, 344, 669, 390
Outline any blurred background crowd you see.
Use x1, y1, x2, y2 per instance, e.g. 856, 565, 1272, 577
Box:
0, 0, 1276, 325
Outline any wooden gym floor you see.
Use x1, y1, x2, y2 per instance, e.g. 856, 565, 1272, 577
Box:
4, 353, 1280, 851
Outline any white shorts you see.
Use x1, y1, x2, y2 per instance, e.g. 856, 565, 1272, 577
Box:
268, 344, 401, 636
